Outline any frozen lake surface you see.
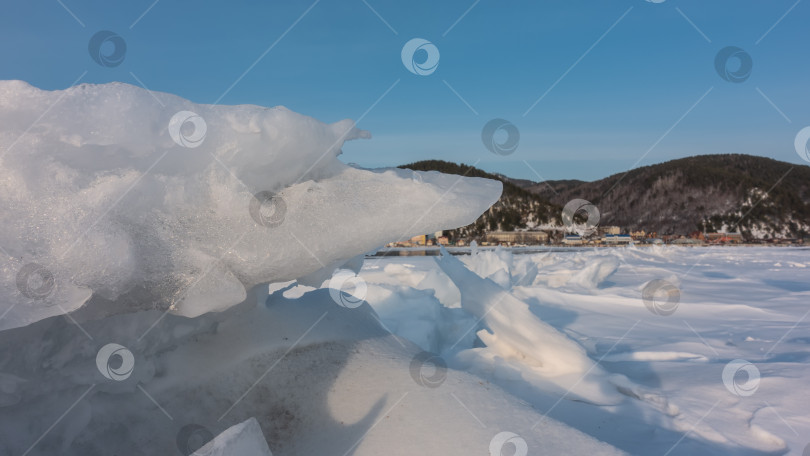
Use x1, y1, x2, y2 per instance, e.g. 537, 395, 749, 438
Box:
359, 245, 810, 455
2, 243, 808, 455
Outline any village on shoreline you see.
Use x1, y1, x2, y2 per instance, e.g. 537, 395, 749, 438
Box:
386, 226, 807, 249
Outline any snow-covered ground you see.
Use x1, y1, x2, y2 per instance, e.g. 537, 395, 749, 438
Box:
359, 245, 810, 456
9, 245, 808, 455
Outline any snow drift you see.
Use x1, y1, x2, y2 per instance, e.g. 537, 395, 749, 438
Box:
0, 80, 501, 330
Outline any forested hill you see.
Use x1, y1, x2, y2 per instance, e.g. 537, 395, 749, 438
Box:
399, 160, 562, 239
401, 155, 810, 239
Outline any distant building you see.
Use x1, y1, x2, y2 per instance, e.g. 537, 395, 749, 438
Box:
600, 226, 621, 236
410, 234, 427, 246
487, 231, 549, 245
563, 234, 583, 245
705, 232, 743, 244
630, 230, 646, 240
603, 234, 632, 245
437, 236, 450, 245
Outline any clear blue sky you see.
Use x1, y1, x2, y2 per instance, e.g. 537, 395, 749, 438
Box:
2, 0, 808, 181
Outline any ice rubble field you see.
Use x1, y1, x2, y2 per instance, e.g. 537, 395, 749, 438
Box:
1, 81, 809, 455
360, 246, 810, 455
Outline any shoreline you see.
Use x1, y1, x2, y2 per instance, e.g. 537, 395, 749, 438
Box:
370, 244, 808, 256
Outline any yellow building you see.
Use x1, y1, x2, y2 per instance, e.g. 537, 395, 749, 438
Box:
631, 230, 646, 239
410, 234, 427, 245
